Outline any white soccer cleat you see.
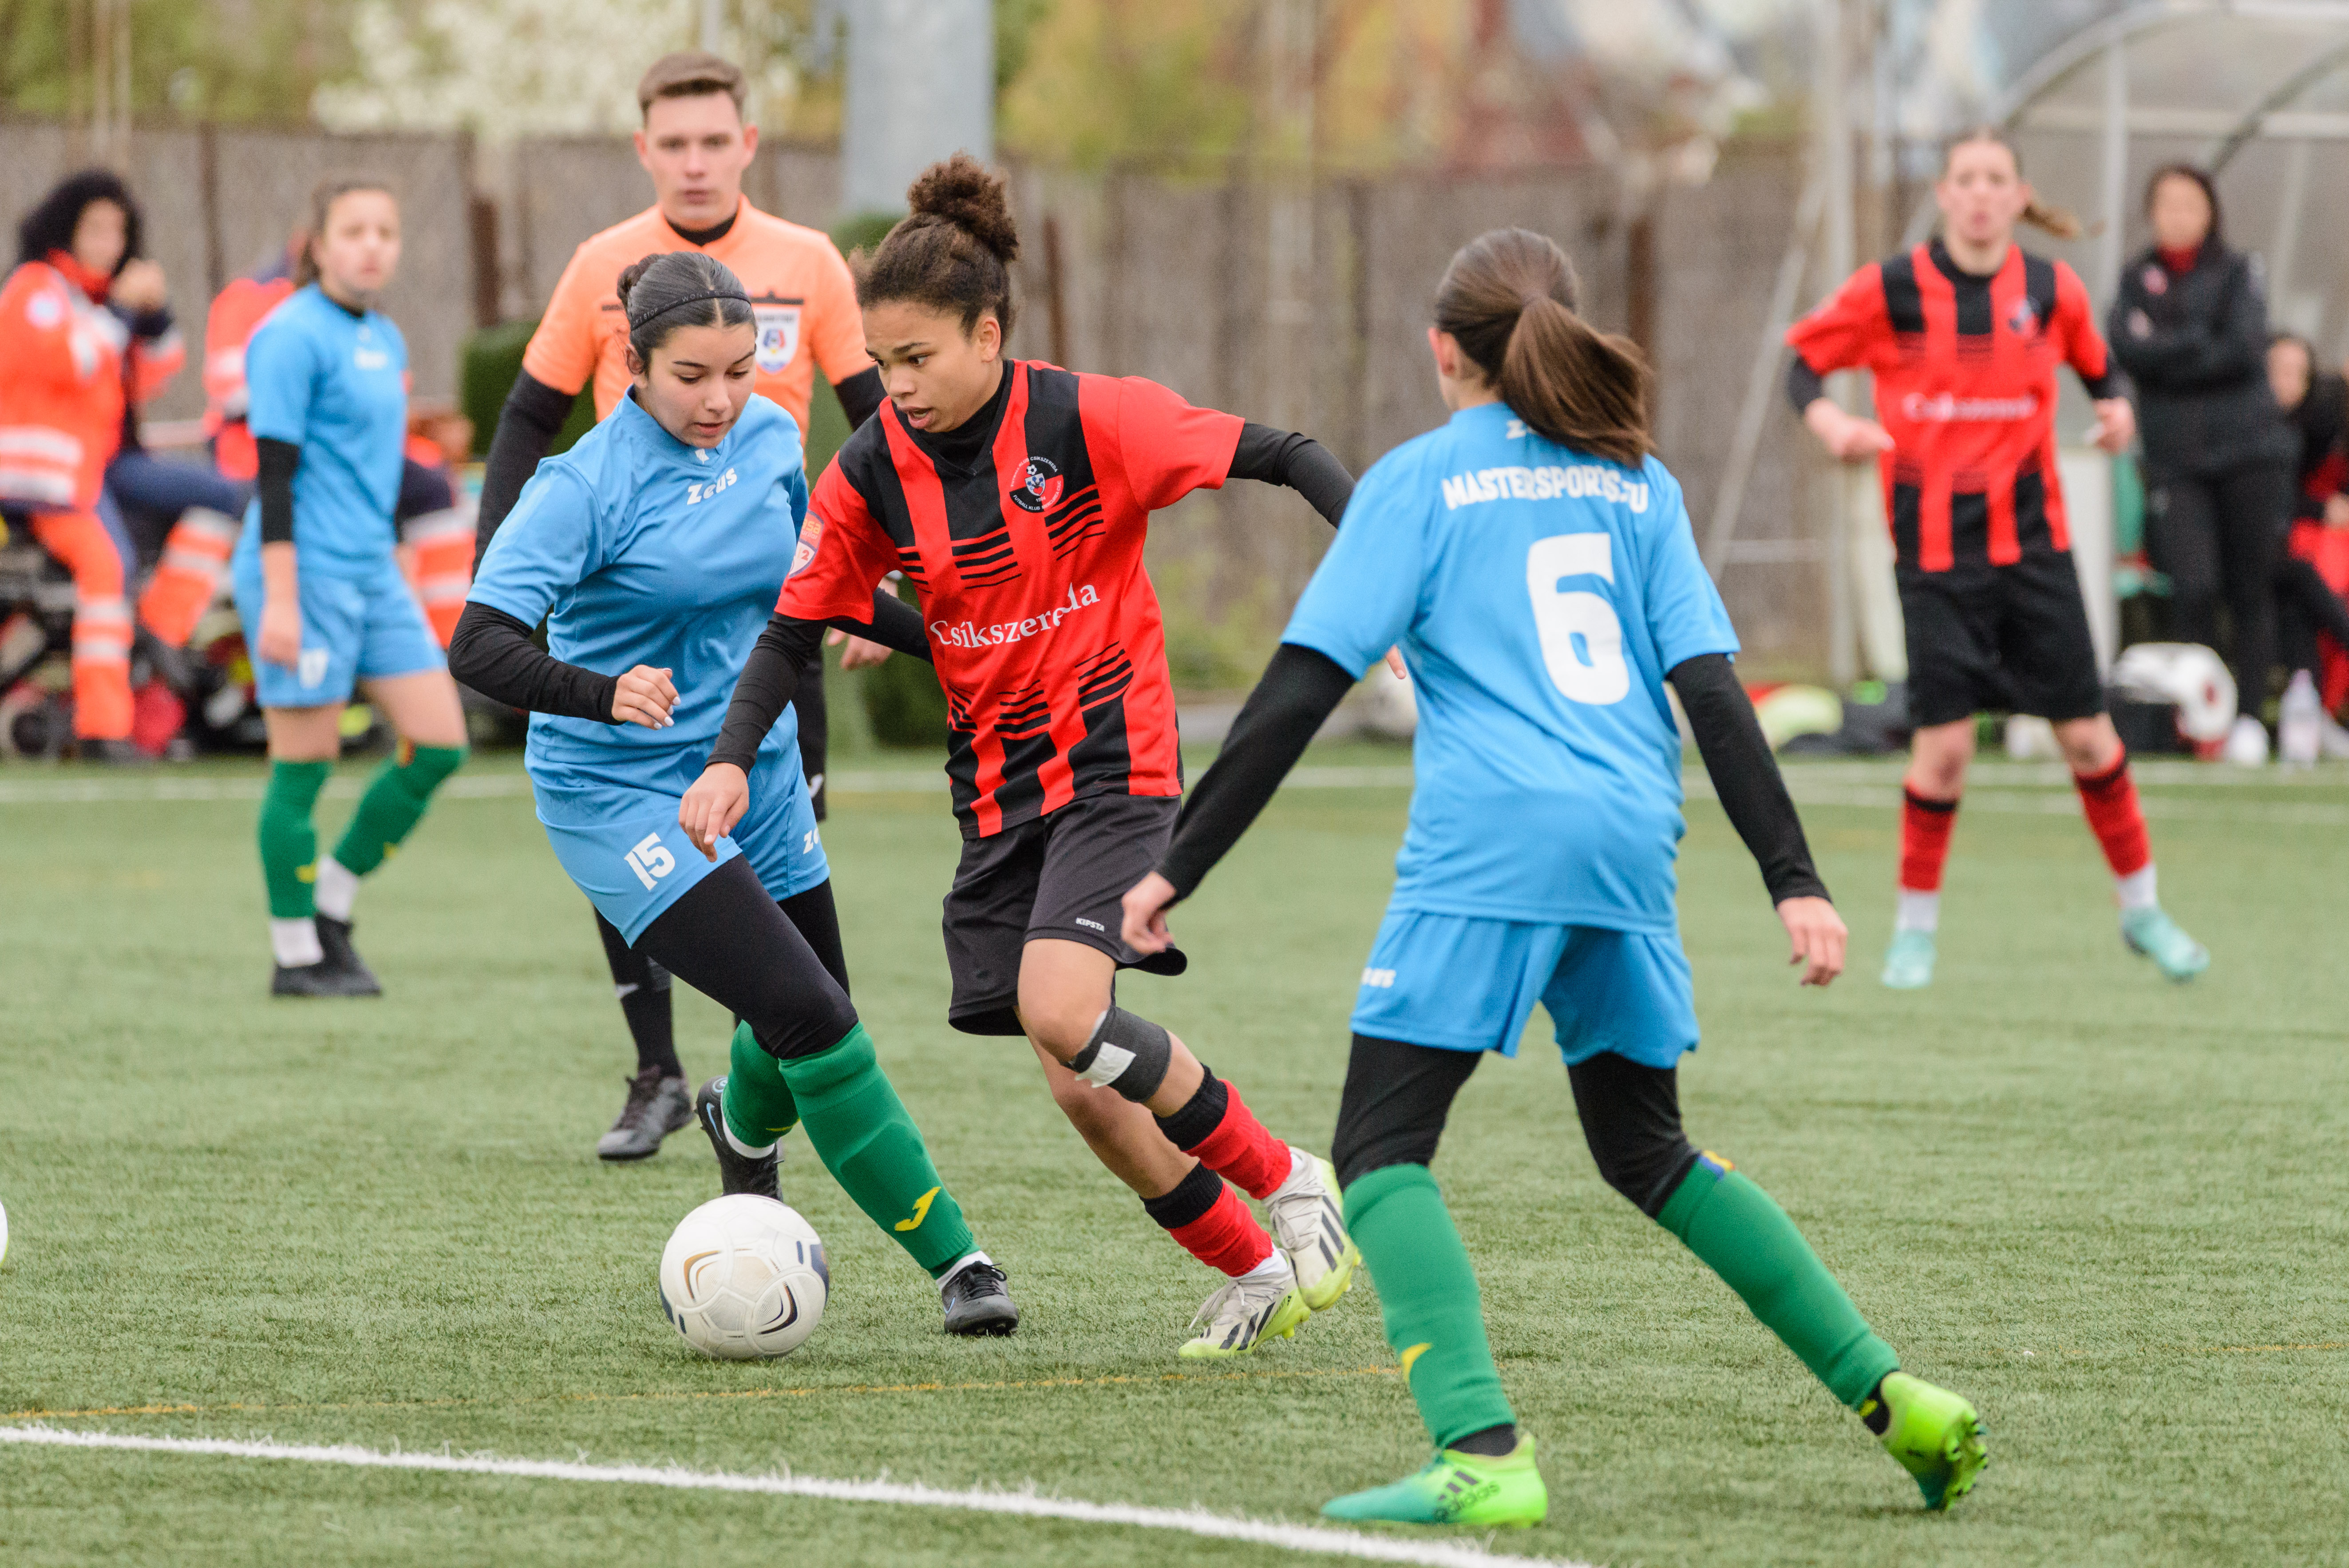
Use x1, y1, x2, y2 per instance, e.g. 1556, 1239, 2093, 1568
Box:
1263, 1147, 1360, 1313
2223, 715, 2270, 766
1178, 1255, 1311, 1359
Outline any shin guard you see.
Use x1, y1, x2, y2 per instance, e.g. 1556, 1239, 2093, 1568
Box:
2073, 752, 2152, 880
779, 1024, 975, 1278
1068, 1006, 1172, 1103
1898, 788, 1959, 894
1155, 1069, 1293, 1199
1345, 1162, 1515, 1451
331, 742, 465, 877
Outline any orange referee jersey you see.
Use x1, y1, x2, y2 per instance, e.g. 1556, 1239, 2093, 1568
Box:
522, 197, 865, 440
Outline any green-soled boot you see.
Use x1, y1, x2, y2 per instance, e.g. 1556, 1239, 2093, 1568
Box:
1873, 1371, 1987, 1510
1320, 1433, 1546, 1528
1881, 928, 1937, 989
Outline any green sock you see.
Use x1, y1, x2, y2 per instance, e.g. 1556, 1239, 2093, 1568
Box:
1344, 1163, 1515, 1451
1656, 1159, 1902, 1408
722, 1022, 799, 1148
330, 744, 465, 876
258, 759, 332, 918
776, 1023, 975, 1279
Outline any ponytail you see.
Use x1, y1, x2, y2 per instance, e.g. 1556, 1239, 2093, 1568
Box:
1435, 228, 1652, 469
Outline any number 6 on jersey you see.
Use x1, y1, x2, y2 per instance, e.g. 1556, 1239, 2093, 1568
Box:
1527, 533, 1629, 704
625, 832, 677, 889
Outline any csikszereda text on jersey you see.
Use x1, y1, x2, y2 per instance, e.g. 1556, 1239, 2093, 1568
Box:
1285, 403, 1739, 933
779, 360, 1242, 837
1786, 240, 2111, 573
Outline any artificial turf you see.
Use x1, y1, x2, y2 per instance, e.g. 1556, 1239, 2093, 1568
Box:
1, 746, 2344, 1566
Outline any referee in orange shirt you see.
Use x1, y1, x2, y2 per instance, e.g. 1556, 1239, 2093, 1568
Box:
475, 51, 889, 1161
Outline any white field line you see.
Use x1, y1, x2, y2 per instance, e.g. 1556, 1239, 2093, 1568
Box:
0, 1425, 1587, 1568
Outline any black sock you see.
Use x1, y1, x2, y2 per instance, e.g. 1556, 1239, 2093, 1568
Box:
1859, 1375, 1892, 1434
621, 983, 680, 1079
1451, 1423, 1518, 1457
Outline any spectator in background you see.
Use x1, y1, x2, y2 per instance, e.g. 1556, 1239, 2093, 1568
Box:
2109, 165, 2296, 765
0, 170, 185, 762
2264, 332, 2349, 758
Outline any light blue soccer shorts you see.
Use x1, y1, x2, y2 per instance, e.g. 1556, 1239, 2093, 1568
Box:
232, 555, 444, 709
1348, 908, 1700, 1069
533, 758, 827, 945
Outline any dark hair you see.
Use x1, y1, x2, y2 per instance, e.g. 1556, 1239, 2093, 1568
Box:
1941, 127, 2082, 239
1433, 228, 1650, 469
16, 168, 142, 273
297, 178, 397, 288
616, 250, 755, 366
2144, 163, 2224, 245
637, 50, 747, 119
855, 153, 1019, 338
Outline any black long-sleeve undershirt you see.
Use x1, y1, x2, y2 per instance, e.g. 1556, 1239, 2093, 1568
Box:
256, 436, 300, 546
1230, 423, 1353, 527
450, 588, 930, 723
1153, 646, 1827, 908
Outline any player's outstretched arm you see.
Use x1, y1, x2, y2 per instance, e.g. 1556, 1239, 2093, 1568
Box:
1667, 652, 1844, 987
1123, 642, 1356, 952
1227, 423, 1356, 529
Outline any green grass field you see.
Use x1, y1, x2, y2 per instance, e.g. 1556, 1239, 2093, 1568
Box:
3, 746, 2345, 1567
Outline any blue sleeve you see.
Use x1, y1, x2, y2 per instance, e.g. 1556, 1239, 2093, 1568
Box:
1636, 461, 1740, 670
242, 314, 318, 447
787, 465, 810, 532
1280, 447, 1427, 674
468, 463, 605, 625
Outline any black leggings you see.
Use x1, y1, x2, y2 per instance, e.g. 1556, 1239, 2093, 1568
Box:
593, 884, 849, 1014
1330, 1035, 1700, 1217
2149, 463, 2292, 709
2274, 553, 2349, 679
630, 858, 859, 1061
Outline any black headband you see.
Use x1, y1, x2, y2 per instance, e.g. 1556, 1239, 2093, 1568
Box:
631, 288, 752, 328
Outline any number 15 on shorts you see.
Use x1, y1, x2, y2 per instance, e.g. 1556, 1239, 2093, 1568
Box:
625, 832, 677, 889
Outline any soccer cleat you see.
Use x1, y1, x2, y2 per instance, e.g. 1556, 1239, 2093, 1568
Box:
1321, 1433, 1547, 1528
1263, 1148, 1359, 1313
597, 1067, 692, 1161
1178, 1257, 1311, 1359
2222, 715, 2269, 766
2120, 906, 2209, 981
1880, 928, 1937, 989
1871, 1372, 1987, 1510
270, 959, 380, 998
940, 1260, 1020, 1336
692, 1077, 779, 1198
314, 915, 383, 996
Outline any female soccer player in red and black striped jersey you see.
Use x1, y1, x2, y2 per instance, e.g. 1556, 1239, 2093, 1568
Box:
681, 156, 1360, 1358
1787, 129, 2208, 988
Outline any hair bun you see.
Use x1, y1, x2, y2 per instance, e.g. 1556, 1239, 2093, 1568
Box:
905, 153, 1020, 264
616, 254, 660, 310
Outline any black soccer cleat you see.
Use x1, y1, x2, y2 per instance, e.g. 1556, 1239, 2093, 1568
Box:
270, 959, 380, 998
941, 1260, 1020, 1337
597, 1067, 692, 1161
313, 915, 383, 996
694, 1077, 780, 1199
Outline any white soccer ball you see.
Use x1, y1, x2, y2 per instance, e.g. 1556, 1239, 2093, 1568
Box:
658, 1194, 828, 1359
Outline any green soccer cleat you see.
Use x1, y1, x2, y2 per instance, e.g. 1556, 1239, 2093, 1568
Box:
1870, 1372, 1986, 1511
2120, 906, 2209, 982
1321, 1434, 1547, 1528
1881, 929, 1937, 989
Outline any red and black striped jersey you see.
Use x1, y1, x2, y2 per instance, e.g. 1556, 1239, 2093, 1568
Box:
780, 359, 1242, 837
1787, 240, 2112, 572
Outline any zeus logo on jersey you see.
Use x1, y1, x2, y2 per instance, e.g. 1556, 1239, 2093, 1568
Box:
930, 582, 1101, 648
687, 468, 739, 505
1442, 464, 1649, 513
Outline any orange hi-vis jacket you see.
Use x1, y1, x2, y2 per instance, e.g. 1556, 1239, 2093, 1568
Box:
0, 257, 184, 512
202, 269, 297, 482
523, 197, 867, 436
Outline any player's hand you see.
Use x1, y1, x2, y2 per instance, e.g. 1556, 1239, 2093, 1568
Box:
1804, 401, 1895, 463
679, 763, 751, 860
611, 665, 676, 729
1121, 871, 1180, 955
2090, 397, 2136, 455
1776, 895, 1846, 987
826, 628, 893, 670
256, 596, 303, 669
2324, 493, 2349, 529
111, 259, 167, 313
1383, 647, 1408, 682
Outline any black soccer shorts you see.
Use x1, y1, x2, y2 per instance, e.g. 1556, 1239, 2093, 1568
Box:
1897, 549, 2106, 730
940, 792, 1188, 1037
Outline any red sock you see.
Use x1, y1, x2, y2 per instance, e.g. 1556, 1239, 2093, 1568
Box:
1161, 1074, 1293, 1200
1150, 1169, 1275, 1277
2072, 752, 2151, 877
1899, 787, 1960, 892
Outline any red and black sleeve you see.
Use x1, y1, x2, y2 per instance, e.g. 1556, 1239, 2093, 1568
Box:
1784, 261, 1891, 411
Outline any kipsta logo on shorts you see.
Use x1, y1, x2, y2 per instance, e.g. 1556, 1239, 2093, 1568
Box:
1009, 455, 1064, 513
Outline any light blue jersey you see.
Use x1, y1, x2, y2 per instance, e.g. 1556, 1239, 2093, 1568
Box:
233, 284, 408, 580
1285, 402, 1737, 936
468, 391, 825, 936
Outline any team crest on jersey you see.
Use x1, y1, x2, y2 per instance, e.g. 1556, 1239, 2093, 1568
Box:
754, 304, 802, 374
790, 517, 822, 577
1009, 455, 1064, 513
2006, 297, 2041, 337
